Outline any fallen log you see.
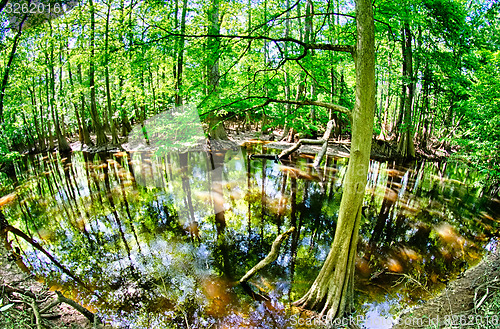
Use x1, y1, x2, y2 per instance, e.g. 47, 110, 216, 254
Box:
278, 119, 336, 167
39, 291, 100, 324
238, 227, 295, 284
249, 154, 280, 162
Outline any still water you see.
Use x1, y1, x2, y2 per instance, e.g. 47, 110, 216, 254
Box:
1, 143, 499, 328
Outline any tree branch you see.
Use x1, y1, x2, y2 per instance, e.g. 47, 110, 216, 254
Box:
307, 43, 354, 53
313, 119, 336, 167
218, 97, 351, 124
150, 26, 354, 56
54, 291, 99, 324
2, 224, 90, 292
266, 98, 352, 120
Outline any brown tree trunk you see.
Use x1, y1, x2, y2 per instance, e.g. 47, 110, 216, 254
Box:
397, 23, 416, 158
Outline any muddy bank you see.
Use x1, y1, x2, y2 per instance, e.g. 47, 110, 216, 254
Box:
231, 131, 402, 162
0, 243, 97, 329
393, 247, 500, 329
16, 129, 438, 164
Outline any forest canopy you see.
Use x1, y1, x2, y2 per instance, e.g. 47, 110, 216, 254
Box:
0, 0, 498, 184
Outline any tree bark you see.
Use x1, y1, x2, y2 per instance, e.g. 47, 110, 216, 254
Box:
28, 80, 45, 151
67, 61, 84, 144
380, 52, 392, 139
293, 0, 375, 320
281, 0, 293, 139
206, 0, 228, 139
238, 227, 295, 284
277, 119, 335, 167
89, 0, 108, 147
45, 71, 55, 150
77, 64, 93, 146
47, 22, 71, 152
105, 1, 120, 145
397, 23, 416, 158
305, 0, 317, 122
0, 11, 29, 123
174, 0, 188, 107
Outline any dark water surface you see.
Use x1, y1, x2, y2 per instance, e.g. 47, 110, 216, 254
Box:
2, 144, 500, 328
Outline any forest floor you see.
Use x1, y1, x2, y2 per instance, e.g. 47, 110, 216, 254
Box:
228, 128, 454, 162
0, 243, 96, 329
67, 125, 453, 163
70, 128, 421, 162
393, 247, 500, 329
228, 130, 402, 161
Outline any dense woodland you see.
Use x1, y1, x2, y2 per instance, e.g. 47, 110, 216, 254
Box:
0, 0, 499, 325
0, 0, 498, 183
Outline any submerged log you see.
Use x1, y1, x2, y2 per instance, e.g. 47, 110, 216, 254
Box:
249, 154, 280, 161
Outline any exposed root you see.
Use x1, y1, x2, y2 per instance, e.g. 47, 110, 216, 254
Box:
1, 282, 99, 328
474, 277, 500, 310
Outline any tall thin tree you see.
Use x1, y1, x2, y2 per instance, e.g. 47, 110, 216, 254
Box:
294, 0, 375, 319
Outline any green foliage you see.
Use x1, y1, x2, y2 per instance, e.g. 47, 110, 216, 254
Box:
0, 130, 21, 167
475, 290, 500, 329
0, 0, 496, 185
0, 307, 33, 329
451, 47, 500, 185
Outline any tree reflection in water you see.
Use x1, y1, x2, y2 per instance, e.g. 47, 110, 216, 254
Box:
1, 148, 499, 328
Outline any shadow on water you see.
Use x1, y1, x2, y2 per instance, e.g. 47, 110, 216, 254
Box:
1, 146, 500, 328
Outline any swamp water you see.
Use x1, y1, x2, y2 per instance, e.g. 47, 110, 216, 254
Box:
1, 143, 500, 328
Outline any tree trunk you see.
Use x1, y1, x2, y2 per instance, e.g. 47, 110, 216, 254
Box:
47, 23, 71, 153
174, 0, 188, 107
293, 0, 375, 319
206, 0, 228, 139
77, 64, 93, 146
105, 2, 119, 145
37, 82, 47, 151
45, 71, 55, 150
278, 120, 335, 167
0, 11, 29, 123
397, 23, 416, 158
379, 52, 392, 139
281, 0, 292, 139
67, 62, 84, 144
89, 0, 108, 147
305, 0, 316, 123
29, 81, 45, 151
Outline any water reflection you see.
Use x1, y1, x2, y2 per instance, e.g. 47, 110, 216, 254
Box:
1, 148, 499, 328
